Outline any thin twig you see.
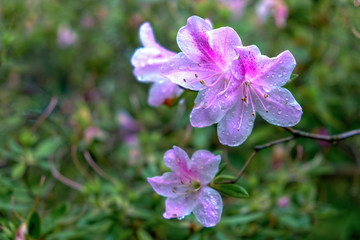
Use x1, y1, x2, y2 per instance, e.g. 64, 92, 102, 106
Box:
71, 146, 92, 180
32, 96, 58, 132
48, 156, 83, 191
83, 151, 114, 183
222, 151, 257, 184
11, 196, 23, 221
32, 175, 46, 212
227, 127, 360, 184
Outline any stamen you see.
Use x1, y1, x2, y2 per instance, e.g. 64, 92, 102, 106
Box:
183, 78, 187, 82
200, 72, 224, 88
195, 73, 198, 78
245, 83, 256, 116
252, 87, 269, 113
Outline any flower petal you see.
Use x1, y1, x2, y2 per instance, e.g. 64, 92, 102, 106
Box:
162, 53, 221, 91
252, 87, 302, 126
190, 78, 240, 127
232, 45, 262, 80
147, 172, 189, 198
217, 98, 255, 147
207, 27, 242, 66
163, 193, 197, 219
131, 48, 174, 82
163, 146, 192, 180
139, 22, 175, 56
190, 150, 221, 185
253, 50, 296, 88
139, 22, 158, 48
193, 186, 223, 227
176, 16, 213, 63
148, 80, 183, 107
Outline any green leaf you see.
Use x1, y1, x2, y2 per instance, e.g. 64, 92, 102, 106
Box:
213, 175, 236, 184
33, 137, 62, 158
212, 184, 249, 198
289, 73, 299, 82
11, 162, 26, 179
136, 228, 153, 240
215, 163, 227, 177
28, 211, 41, 238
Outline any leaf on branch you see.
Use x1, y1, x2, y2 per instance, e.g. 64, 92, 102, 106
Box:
212, 183, 249, 199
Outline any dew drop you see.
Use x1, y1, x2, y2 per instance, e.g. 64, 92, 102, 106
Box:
278, 74, 282, 77
277, 109, 282, 115
177, 216, 185, 220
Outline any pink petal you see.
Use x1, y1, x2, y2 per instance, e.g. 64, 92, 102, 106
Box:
163, 193, 197, 219
232, 45, 262, 80
148, 80, 183, 107
217, 99, 255, 146
139, 22, 175, 56
190, 78, 240, 127
190, 150, 221, 185
176, 16, 213, 63
207, 27, 242, 66
162, 52, 222, 91
193, 186, 223, 227
253, 50, 296, 88
139, 22, 158, 48
147, 172, 189, 198
252, 87, 302, 126
163, 146, 193, 180
131, 48, 173, 82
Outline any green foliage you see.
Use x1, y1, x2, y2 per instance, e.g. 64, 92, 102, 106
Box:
0, 0, 360, 239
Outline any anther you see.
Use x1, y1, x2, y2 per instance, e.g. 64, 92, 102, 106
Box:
200, 80, 206, 86
264, 94, 268, 98
252, 113, 255, 116
195, 73, 198, 78
183, 78, 187, 82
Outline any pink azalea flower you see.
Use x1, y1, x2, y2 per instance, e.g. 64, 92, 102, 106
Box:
163, 16, 301, 146
220, 0, 249, 18
147, 146, 223, 227
355, 0, 360, 7
218, 45, 302, 146
256, 0, 288, 28
131, 22, 183, 107
162, 16, 242, 128
57, 25, 78, 47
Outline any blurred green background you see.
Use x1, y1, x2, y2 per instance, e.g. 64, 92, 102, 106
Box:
1, 0, 360, 239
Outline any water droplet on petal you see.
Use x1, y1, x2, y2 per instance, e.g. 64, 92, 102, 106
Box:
177, 216, 185, 220
277, 109, 282, 115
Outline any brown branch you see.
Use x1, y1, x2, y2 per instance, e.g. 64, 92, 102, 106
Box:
83, 151, 115, 183
226, 127, 360, 184
32, 96, 58, 132
48, 156, 83, 191
71, 146, 92, 180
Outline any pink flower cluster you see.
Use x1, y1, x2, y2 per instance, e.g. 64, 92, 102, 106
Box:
132, 15, 303, 228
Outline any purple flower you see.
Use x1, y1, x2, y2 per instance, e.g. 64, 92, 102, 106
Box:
163, 16, 301, 146
57, 25, 78, 47
162, 16, 243, 130
277, 196, 290, 208
256, 0, 288, 29
147, 146, 223, 227
217, 45, 302, 146
220, 0, 249, 18
131, 22, 183, 107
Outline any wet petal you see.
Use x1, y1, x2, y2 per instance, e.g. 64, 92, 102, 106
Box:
131, 48, 174, 82
252, 87, 302, 126
217, 99, 255, 147
162, 53, 222, 91
147, 172, 189, 198
190, 150, 221, 185
207, 27, 242, 66
193, 186, 223, 227
232, 45, 262, 79
190, 78, 239, 127
177, 16, 213, 63
163, 193, 197, 219
253, 50, 296, 88
148, 80, 183, 107
164, 146, 192, 179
